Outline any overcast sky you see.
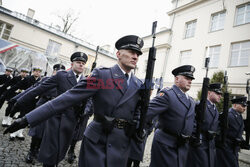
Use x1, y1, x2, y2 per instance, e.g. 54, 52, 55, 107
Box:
3, 0, 172, 49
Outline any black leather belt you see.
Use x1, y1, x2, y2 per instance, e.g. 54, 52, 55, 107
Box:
161, 128, 190, 144
202, 130, 217, 140
94, 114, 128, 129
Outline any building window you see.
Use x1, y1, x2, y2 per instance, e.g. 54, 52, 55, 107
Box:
235, 3, 250, 25
0, 21, 13, 40
230, 41, 250, 67
207, 46, 221, 68
185, 20, 196, 38
210, 11, 225, 32
45, 40, 61, 57
180, 50, 191, 65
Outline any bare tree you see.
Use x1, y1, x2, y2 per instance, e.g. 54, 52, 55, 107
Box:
57, 9, 80, 34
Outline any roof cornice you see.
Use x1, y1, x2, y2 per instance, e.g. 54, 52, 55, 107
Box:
168, 0, 206, 15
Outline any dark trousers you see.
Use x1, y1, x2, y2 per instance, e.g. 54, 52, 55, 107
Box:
127, 158, 140, 167
5, 102, 14, 116
30, 136, 42, 152
68, 139, 77, 153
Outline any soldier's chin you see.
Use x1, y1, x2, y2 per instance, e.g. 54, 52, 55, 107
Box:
130, 64, 136, 69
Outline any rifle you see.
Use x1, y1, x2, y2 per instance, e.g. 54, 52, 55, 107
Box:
44, 62, 48, 76
157, 76, 163, 93
245, 78, 250, 145
135, 21, 157, 141
29, 55, 33, 76
219, 71, 229, 145
13, 62, 17, 77
193, 53, 210, 145
91, 46, 99, 72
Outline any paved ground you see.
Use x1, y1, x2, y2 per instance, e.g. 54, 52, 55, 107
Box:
0, 102, 250, 167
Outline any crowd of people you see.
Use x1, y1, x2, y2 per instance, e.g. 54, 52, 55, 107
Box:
0, 35, 249, 167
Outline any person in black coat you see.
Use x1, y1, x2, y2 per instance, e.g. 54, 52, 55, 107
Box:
186, 83, 222, 167
216, 96, 250, 167
0, 68, 28, 97
1, 68, 34, 127
67, 97, 94, 164
0, 67, 13, 85
6, 52, 88, 167
146, 65, 196, 167
6, 67, 42, 139
5, 35, 144, 167
24, 64, 65, 164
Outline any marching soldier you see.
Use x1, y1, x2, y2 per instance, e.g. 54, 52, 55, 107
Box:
24, 64, 65, 163
6, 67, 42, 139
0, 68, 28, 98
5, 35, 144, 167
67, 98, 94, 164
127, 86, 155, 167
216, 96, 250, 167
6, 52, 87, 166
1, 67, 38, 127
0, 67, 13, 85
186, 83, 222, 167
146, 65, 196, 167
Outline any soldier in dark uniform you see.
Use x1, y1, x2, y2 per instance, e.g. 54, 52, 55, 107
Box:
67, 97, 94, 164
5, 35, 144, 167
186, 83, 222, 167
0, 67, 13, 85
6, 67, 42, 139
216, 96, 250, 167
146, 65, 196, 167
1, 68, 36, 127
0, 68, 28, 98
5, 52, 88, 167
127, 87, 155, 167
24, 64, 66, 164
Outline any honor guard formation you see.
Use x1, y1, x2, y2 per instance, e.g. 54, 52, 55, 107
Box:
0, 34, 250, 167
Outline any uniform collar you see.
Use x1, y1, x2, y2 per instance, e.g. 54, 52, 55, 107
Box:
207, 100, 215, 107
117, 64, 132, 81
231, 107, 241, 116
72, 71, 83, 82
174, 85, 189, 99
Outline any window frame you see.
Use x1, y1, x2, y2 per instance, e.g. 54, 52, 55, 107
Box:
209, 10, 226, 32
228, 40, 250, 67
204, 45, 221, 68
179, 50, 192, 65
0, 20, 13, 40
184, 20, 197, 39
234, 3, 250, 26
45, 39, 62, 58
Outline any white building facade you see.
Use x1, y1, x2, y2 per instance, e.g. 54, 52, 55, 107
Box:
150, 0, 250, 98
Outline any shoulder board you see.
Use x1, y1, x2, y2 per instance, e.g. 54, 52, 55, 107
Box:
162, 87, 171, 91
58, 70, 67, 73
98, 66, 110, 70
157, 87, 171, 97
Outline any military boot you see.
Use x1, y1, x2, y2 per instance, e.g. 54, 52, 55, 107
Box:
67, 140, 77, 164
26, 137, 41, 163
25, 150, 36, 164
67, 149, 76, 164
